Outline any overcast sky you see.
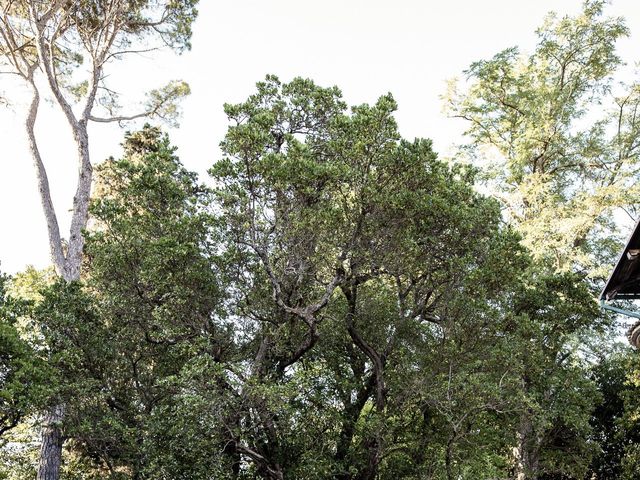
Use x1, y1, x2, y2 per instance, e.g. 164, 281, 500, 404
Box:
2, 0, 640, 274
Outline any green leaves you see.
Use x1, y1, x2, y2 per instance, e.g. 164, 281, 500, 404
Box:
14, 126, 227, 477
0, 273, 51, 440
3, 61, 626, 477
144, 81, 192, 127
208, 75, 542, 478
448, 0, 633, 275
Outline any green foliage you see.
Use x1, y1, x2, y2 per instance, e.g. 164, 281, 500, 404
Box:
144, 81, 191, 127
13, 1, 638, 479
446, 2, 640, 477
208, 75, 544, 479
611, 351, 640, 480
6, 74, 607, 480
0, 272, 54, 480
66, 0, 199, 51
21, 126, 224, 478
510, 270, 603, 478
0, 273, 50, 440
0, 1, 197, 122
5, 3, 635, 470
446, 0, 636, 277
586, 347, 637, 479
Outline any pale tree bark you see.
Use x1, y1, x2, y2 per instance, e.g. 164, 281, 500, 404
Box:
26, 7, 97, 476
29, 117, 89, 480
25, 80, 66, 273
0, 3, 70, 473
24, 79, 68, 480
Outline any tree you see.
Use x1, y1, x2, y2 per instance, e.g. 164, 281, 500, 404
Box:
208, 75, 535, 479
445, 0, 635, 278
445, 2, 634, 478
0, 1, 198, 477
28, 126, 224, 478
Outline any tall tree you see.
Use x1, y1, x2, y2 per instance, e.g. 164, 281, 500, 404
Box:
0, 1, 197, 477
31, 126, 224, 478
445, 0, 634, 277
209, 75, 534, 479
446, 1, 632, 478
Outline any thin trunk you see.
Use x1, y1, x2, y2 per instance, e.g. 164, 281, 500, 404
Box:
25, 83, 65, 273
445, 436, 455, 480
27, 86, 93, 480
64, 124, 92, 280
25, 82, 66, 480
356, 436, 382, 480
341, 284, 385, 480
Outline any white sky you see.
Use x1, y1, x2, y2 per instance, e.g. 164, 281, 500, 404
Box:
1, 0, 640, 274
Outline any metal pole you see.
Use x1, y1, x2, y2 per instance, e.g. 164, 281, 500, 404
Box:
599, 299, 640, 320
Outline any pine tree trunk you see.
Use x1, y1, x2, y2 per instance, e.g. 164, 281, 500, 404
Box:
27, 82, 92, 479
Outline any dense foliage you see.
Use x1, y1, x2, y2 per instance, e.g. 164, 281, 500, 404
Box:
446, 0, 638, 278
3, 1, 640, 479
0, 274, 48, 439
0, 90, 603, 479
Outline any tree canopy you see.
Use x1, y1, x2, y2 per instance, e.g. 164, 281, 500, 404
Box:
446, 0, 638, 277
3, 1, 640, 479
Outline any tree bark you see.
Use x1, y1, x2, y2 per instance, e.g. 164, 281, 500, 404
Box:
36, 405, 64, 480
12, 2, 184, 477
513, 413, 540, 480
24, 82, 70, 480
25, 83, 65, 271
340, 282, 385, 480
27, 84, 92, 480
445, 436, 455, 480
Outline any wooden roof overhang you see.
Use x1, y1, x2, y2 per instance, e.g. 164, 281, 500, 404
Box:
601, 218, 640, 301
600, 218, 640, 347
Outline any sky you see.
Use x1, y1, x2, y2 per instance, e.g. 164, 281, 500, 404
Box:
1, 0, 640, 274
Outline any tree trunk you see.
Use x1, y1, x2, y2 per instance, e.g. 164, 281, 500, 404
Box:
513, 413, 540, 480
27, 82, 92, 480
36, 405, 64, 480
445, 436, 456, 480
